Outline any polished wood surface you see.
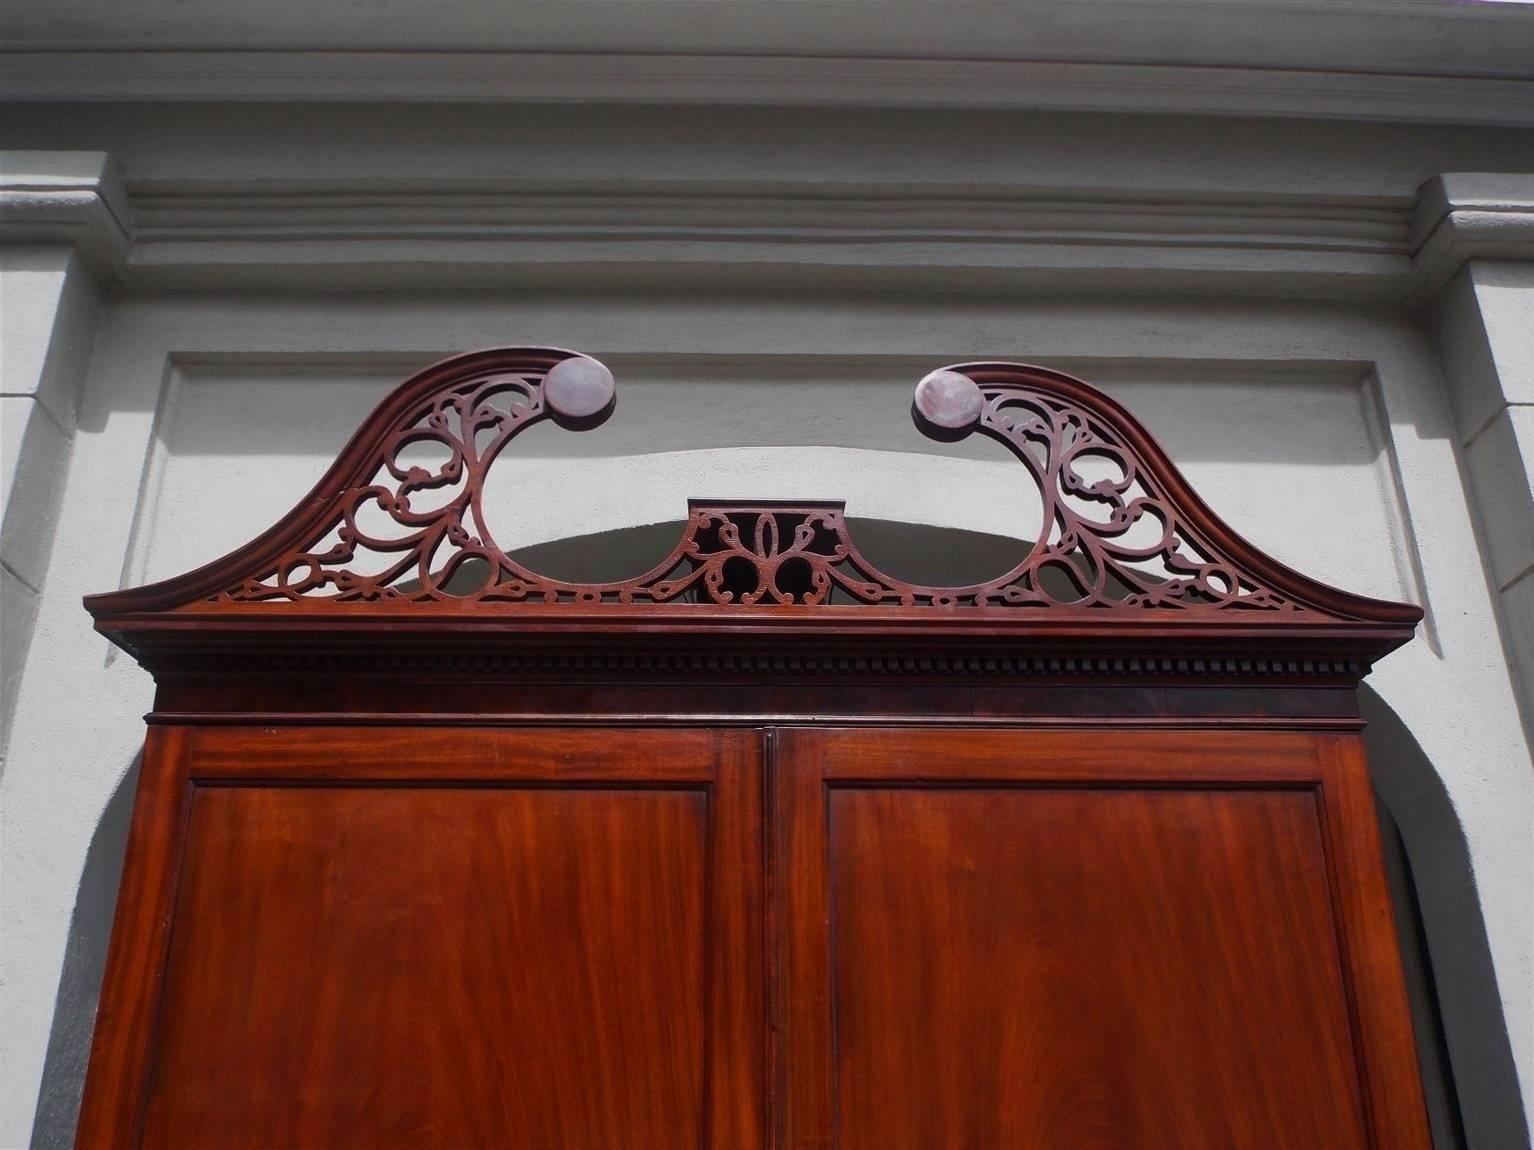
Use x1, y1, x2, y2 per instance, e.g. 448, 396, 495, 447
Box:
774, 728, 1430, 1150
149, 785, 707, 1148
80, 722, 1431, 1150
77, 727, 766, 1150
74, 726, 193, 1150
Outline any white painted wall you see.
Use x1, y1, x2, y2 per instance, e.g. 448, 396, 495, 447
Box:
1, 91, 1532, 1149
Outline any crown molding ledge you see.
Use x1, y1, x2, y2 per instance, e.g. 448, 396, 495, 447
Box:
114, 181, 1413, 296
3, 51, 1534, 128
7, 158, 1533, 301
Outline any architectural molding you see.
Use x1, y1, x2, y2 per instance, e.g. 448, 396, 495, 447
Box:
121, 179, 1414, 295
0, 165, 1422, 297
1411, 173, 1534, 302
0, 152, 131, 277
4, 50, 1534, 129
132, 645, 1370, 684
9, 155, 1534, 303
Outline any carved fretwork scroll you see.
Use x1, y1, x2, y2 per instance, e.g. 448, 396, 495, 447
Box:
86, 347, 1423, 640
211, 353, 1301, 611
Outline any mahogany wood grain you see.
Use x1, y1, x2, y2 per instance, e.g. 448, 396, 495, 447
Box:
1317, 734, 1435, 1150
79, 727, 765, 1150
772, 727, 1431, 1150
74, 727, 194, 1149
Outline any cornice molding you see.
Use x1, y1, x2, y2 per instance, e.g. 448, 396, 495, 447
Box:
127, 641, 1370, 685
0, 151, 131, 276
3, 51, 1534, 129
121, 180, 1414, 296
129, 181, 1409, 242
7, 155, 1532, 301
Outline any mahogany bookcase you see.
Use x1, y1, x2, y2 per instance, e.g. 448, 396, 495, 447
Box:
78, 348, 1432, 1149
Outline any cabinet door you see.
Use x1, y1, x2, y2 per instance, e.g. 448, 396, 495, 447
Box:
773, 727, 1428, 1150
78, 726, 765, 1150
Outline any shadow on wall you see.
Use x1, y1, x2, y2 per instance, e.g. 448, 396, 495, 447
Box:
1362, 685, 1530, 1150
23, 685, 1530, 1149
30, 756, 138, 1150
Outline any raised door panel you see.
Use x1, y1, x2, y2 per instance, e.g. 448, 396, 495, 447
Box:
77, 726, 765, 1150
774, 727, 1429, 1150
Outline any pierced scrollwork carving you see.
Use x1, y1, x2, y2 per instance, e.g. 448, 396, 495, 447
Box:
213, 351, 1316, 613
